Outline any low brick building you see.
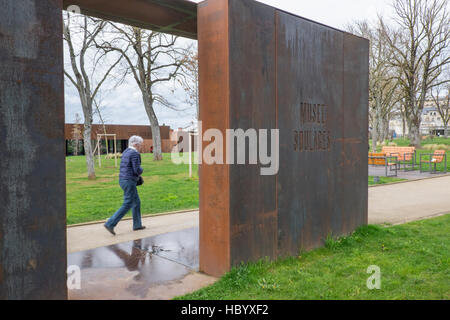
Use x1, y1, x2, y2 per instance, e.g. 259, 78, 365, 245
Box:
65, 124, 177, 155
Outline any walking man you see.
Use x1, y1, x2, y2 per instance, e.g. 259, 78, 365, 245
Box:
104, 135, 146, 235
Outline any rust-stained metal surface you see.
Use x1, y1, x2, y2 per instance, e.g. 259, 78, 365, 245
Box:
198, 0, 231, 277
199, 0, 368, 275
0, 0, 67, 299
276, 10, 345, 253
62, 0, 197, 39
228, 0, 278, 266
68, 227, 199, 299
342, 33, 370, 231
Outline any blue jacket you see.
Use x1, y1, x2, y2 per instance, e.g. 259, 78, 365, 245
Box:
119, 148, 143, 181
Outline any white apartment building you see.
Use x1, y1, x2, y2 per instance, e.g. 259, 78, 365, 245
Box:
390, 100, 448, 137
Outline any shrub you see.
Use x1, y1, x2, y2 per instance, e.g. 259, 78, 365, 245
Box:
422, 144, 450, 151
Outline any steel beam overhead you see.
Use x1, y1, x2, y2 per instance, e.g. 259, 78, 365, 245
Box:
62, 0, 198, 39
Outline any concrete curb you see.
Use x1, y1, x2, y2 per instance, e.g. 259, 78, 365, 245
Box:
388, 211, 449, 226
67, 208, 199, 229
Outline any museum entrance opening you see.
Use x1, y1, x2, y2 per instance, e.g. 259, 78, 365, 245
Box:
63, 0, 202, 299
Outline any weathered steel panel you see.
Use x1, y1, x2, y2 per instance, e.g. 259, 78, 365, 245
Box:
198, 0, 231, 277
276, 10, 346, 253
342, 34, 369, 233
228, 0, 277, 265
198, 0, 368, 274
0, 0, 67, 299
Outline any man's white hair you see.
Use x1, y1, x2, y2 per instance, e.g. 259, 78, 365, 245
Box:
129, 135, 144, 147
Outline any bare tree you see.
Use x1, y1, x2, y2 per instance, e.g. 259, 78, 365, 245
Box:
63, 13, 122, 179
178, 44, 199, 120
348, 20, 401, 152
93, 95, 111, 153
381, 0, 450, 147
96, 24, 188, 161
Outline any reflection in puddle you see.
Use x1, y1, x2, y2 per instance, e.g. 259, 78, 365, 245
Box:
68, 227, 199, 299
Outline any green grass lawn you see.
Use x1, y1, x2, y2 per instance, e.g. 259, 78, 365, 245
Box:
66, 154, 403, 225
66, 153, 199, 225
368, 176, 406, 185
394, 136, 450, 146
178, 214, 450, 300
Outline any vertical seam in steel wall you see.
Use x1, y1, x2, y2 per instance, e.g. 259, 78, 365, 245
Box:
274, 9, 279, 257
364, 41, 370, 226
61, 26, 69, 295
342, 32, 346, 234
226, 0, 231, 268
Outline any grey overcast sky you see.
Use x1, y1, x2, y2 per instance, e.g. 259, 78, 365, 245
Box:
65, 0, 395, 129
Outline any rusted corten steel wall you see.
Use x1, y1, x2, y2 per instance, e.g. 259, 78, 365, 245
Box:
198, 0, 231, 277
64, 124, 171, 140
0, 0, 67, 299
198, 0, 368, 276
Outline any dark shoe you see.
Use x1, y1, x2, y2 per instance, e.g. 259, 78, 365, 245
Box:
133, 226, 146, 231
104, 224, 116, 235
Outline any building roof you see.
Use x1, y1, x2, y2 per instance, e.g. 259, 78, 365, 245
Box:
423, 106, 438, 114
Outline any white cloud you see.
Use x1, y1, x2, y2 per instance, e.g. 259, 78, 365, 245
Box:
254, 0, 395, 29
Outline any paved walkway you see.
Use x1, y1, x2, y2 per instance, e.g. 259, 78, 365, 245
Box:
368, 175, 450, 225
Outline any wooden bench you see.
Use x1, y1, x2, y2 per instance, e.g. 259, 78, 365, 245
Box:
381, 146, 416, 170
420, 150, 447, 174
368, 152, 398, 177
369, 152, 387, 165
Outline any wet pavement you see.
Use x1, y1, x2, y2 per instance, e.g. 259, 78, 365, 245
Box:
67, 227, 215, 300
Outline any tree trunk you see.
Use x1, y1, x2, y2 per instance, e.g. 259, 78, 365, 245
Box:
142, 94, 163, 161
150, 124, 163, 161
371, 125, 378, 153
407, 119, 414, 143
379, 118, 387, 142
374, 100, 383, 147
402, 115, 406, 138
444, 124, 448, 139
409, 120, 421, 148
72, 140, 76, 156
384, 118, 391, 141
83, 122, 96, 180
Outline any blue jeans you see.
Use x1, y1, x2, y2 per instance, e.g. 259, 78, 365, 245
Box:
105, 179, 142, 229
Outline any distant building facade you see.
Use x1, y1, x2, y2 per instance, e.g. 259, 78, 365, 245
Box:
390, 99, 448, 137
64, 124, 177, 155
